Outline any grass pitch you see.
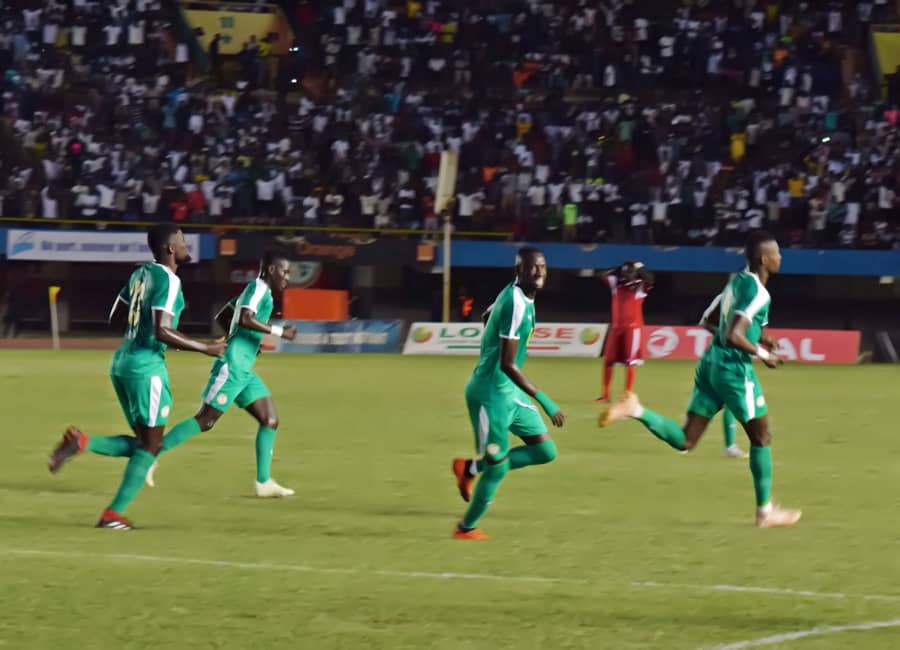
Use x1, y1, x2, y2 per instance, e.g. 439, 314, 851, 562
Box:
1, 351, 899, 649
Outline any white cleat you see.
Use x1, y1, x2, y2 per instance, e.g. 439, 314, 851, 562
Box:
145, 460, 158, 487
724, 444, 749, 459
255, 478, 295, 498
755, 504, 802, 528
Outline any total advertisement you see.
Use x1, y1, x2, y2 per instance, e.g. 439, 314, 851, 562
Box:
403, 322, 609, 357
266, 320, 403, 354
6, 229, 202, 263
643, 326, 860, 365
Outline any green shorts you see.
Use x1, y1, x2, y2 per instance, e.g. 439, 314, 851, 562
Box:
687, 356, 768, 424
202, 360, 271, 412
464, 377, 547, 462
111, 371, 173, 429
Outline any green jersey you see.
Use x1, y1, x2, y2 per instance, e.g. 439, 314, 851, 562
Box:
707, 269, 770, 367
111, 262, 184, 376
223, 278, 274, 371
471, 283, 535, 392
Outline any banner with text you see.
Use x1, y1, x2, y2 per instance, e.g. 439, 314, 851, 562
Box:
643, 326, 860, 365
5, 229, 203, 262
266, 320, 403, 354
403, 322, 609, 357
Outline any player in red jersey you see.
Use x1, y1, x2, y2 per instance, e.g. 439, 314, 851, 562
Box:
595, 261, 653, 402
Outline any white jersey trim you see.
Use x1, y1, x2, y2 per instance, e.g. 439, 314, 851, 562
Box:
734, 272, 769, 322
243, 278, 269, 315
503, 285, 528, 340
152, 263, 181, 316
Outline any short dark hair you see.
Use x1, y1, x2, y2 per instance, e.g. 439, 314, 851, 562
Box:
260, 249, 289, 275
147, 223, 181, 260
745, 230, 776, 262
515, 246, 543, 269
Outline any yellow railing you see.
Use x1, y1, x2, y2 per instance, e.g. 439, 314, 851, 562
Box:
0, 217, 512, 238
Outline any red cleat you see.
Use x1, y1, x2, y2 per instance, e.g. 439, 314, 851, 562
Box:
593, 395, 610, 404
48, 426, 87, 473
452, 458, 475, 502
452, 523, 490, 541
95, 508, 134, 530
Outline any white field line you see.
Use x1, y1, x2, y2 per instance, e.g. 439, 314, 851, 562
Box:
633, 580, 900, 603
4, 548, 900, 606
706, 619, 900, 649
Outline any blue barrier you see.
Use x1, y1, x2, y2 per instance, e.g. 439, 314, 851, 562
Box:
271, 320, 403, 353
437, 241, 900, 276
1, 228, 216, 262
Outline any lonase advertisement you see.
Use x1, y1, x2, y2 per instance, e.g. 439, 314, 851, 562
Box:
402, 322, 609, 358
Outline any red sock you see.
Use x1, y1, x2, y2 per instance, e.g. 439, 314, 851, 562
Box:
602, 364, 614, 397
625, 365, 636, 392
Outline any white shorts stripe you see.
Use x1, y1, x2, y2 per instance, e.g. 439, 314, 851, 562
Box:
205, 363, 230, 406
629, 329, 641, 359
148, 375, 162, 427
512, 398, 539, 412
477, 406, 489, 456
744, 379, 755, 421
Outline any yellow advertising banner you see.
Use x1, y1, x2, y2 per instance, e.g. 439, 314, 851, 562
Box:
181, 4, 294, 55
873, 31, 900, 97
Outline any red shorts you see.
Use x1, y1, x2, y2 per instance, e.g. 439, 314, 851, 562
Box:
603, 327, 643, 366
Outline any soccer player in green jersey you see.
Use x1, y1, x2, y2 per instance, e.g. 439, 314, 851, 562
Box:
451, 247, 566, 541
699, 290, 747, 459
146, 251, 298, 497
601, 231, 801, 528
47, 224, 225, 530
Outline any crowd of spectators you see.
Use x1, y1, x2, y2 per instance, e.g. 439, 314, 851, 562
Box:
1, 0, 899, 249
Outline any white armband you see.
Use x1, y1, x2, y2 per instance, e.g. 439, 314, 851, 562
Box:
270, 324, 284, 338
755, 345, 771, 361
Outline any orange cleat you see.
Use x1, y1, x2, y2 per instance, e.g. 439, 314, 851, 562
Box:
452, 523, 490, 541
755, 505, 802, 528
599, 391, 641, 428
452, 458, 475, 502
48, 426, 88, 473
593, 395, 610, 404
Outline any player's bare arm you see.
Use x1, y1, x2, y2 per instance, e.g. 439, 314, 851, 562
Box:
214, 301, 235, 334
154, 310, 225, 357
726, 315, 782, 369
500, 336, 565, 427
238, 307, 297, 341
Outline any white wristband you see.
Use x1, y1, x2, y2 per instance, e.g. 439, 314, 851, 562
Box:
270, 324, 284, 338
756, 345, 771, 361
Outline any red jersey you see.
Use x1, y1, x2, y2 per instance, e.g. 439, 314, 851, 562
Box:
606, 274, 649, 328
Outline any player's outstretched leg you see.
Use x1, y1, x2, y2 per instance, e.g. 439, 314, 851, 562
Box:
48, 427, 138, 473
722, 409, 747, 458
146, 405, 222, 487
744, 417, 801, 528
453, 434, 555, 503
600, 392, 703, 451
246, 398, 294, 497
96, 424, 163, 530
454, 452, 510, 541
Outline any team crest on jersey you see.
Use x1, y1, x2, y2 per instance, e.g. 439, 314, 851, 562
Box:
161, 406, 170, 418
756, 396, 765, 407
216, 393, 228, 406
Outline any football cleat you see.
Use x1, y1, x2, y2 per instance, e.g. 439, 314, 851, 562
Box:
48, 426, 87, 473
452, 458, 476, 502
599, 391, 641, 427
255, 479, 295, 497
724, 444, 749, 459
452, 524, 490, 541
95, 508, 134, 530
755, 505, 802, 528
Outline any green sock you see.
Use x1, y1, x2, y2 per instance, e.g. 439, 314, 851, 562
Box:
723, 409, 737, 447
508, 439, 557, 469
255, 426, 277, 483
161, 418, 202, 453
636, 408, 687, 450
749, 445, 773, 507
108, 449, 156, 514
461, 460, 509, 529
86, 435, 137, 457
